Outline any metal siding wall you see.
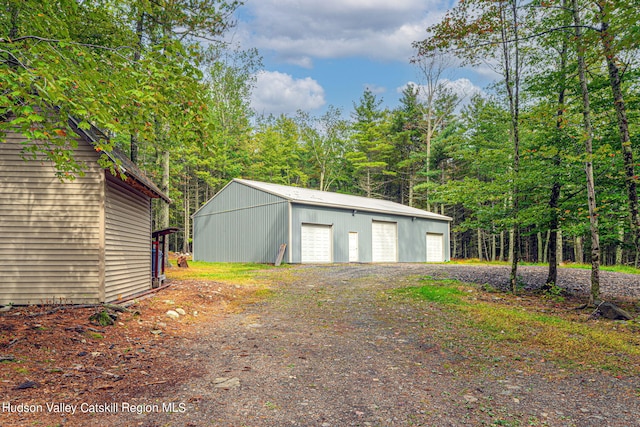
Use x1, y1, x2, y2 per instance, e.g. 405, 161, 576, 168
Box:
291, 204, 451, 263
0, 132, 102, 305
397, 216, 451, 262
292, 204, 372, 263
104, 177, 152, 301
193, 182, 289, 262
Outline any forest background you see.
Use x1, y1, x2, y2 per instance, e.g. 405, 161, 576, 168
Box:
1, 0, 639, 297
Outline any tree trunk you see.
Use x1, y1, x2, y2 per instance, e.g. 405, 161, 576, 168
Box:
575, 235, 584, 263
499, 1, 521, 293
7, 3, 20, 68
557, 228, 563, 265
616, 225, 624, 265
537, 232, 543, 263
492, 232, 497, 261
543, 230, 550, 264
183, 173, 190, 254
130, 9, 145, 163
453, 233, 458, 259
160, 150, 170, 228
545, 25, 567, 287
408, 168, 415, 208
572, 0, 601, 304
477, 228, 483, 261
598, 6, 640, 267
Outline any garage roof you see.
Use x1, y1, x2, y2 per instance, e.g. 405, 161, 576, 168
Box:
235, 179, 452, 221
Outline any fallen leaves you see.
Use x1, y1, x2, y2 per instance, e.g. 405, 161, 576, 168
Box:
0, 278, 251, 425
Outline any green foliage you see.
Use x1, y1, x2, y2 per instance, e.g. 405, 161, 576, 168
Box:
541, 282, 566, 302
1, 0, 240, 179
248, 115, 307, 186
346, 89, 393, 196
89, 309, 116, 326
6, 0, 640, 269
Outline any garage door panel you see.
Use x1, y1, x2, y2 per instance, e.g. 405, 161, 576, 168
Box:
372, 221, 397, 262
301, 224, 332, 263
426, 233, 444, 262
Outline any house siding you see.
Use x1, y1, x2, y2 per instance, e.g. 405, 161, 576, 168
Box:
193, 181, 289, 263
104, 176, 152, 302
0, 132, 103, 305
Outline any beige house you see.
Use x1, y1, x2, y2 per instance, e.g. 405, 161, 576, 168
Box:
0, 119, 169, 305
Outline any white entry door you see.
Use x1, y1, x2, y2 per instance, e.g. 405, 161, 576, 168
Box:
372, 221, 397, 262
426, 233, 444, 262
301, 224, 332, 263
348, 232, 359, 262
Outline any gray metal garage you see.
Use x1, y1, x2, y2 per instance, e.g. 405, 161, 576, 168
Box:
192, 179, 452, 264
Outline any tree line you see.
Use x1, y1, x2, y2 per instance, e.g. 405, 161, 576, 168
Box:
2, 0, 638, 301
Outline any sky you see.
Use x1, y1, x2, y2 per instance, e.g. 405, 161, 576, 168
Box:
225, 0, 495, 118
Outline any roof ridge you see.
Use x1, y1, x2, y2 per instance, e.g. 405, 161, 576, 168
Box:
234, 179, 452, 221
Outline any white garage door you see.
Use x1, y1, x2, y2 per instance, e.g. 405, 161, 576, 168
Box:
372, 221, 397, 262
301, 224, 332, 263
426, 233, 444, 262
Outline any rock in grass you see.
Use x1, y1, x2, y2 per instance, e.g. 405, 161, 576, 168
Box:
214, 377, 240, 389
166, 310, 180, 320
14, 381, 39, 390
596, 302, 634, 321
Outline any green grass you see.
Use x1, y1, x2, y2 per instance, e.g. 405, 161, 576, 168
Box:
166, 261, 276, 283
450, 259, 640, 275
562, 263, 640, 275
395, 279, 468, 305
393, 276, 640, 374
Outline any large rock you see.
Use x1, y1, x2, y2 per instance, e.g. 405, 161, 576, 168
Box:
596, 302, 634, 320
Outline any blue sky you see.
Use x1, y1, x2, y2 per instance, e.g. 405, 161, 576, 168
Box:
227, 0, 493, 117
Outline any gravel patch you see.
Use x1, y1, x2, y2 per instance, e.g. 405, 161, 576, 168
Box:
419, 264, 640, 300
101, 264, 640, 427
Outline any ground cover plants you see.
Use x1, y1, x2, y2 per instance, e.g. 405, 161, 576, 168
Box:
391, 275, 640, 376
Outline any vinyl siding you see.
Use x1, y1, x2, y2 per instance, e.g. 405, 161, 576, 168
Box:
104, 176, 151, 301
0, 132, 102, 305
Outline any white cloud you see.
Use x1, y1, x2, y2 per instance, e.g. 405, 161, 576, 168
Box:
234, 0, 447, 65
440, 78, 484, 100
398, 78, 484, 108
364, 83, 387, 95
251, 71, 326, 116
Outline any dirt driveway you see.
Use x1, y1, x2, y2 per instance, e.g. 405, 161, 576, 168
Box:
92, 264, 639, 427
4, 264, 639, 426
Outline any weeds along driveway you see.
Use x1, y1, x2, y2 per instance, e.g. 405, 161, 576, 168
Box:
111, 264, 640, 427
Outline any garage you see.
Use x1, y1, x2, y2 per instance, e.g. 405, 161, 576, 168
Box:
301, 224, 333, 263
372, 221, 397, 262
193, 179, 452, 263
426, 233, 444, 262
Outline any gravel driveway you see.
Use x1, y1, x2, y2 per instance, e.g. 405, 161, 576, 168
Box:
108, 264, 640, 427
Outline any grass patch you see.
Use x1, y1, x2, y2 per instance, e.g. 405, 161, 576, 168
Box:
85, 331, 104, 340
395, 279, 468, 305
561, 263, 640, 275
393, 277, 640, 375
166, 261, 276, 283
450, 258, 640, 275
